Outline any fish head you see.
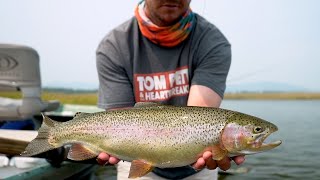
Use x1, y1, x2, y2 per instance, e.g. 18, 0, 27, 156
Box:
221, 112, 281, 155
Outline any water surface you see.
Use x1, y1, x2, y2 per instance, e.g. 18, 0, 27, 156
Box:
220, 100, 320, 180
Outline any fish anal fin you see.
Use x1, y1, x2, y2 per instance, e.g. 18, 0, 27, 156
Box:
128, 160, 154, 178
67, 143, 99, 161
211, 145, 228, 161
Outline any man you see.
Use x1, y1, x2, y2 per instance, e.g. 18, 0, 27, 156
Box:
96, 0, 244, 179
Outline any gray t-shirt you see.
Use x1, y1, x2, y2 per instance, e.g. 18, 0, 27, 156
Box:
96, 13, 231, 110
96, 13, 231, 179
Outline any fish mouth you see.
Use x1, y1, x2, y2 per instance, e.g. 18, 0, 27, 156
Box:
256, 140, 282, 151
247, 130, 282, 153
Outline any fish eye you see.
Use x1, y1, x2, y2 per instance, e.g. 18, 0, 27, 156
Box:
254, 126, 263, 133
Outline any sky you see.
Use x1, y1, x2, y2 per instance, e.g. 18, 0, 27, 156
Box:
0, 0, 319, 91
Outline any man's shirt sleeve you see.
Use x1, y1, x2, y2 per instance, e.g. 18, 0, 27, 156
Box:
96, 34, 135, 110
191, 26, 232, 98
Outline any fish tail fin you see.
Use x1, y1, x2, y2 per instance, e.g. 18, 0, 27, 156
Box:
21, 114, 62, 156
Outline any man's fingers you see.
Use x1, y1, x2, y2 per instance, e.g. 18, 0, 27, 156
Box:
232, 155, 245, 165
201, 151, 217, 170
205, 157, 217, 170
109, 156, 120, 164
96, 153, 109, 165
217, 157, 231, 171
192, 157, 206, 170
96, 153, 120, 165
202, 151, 212, 160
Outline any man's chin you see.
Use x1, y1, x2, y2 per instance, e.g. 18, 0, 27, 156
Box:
158, 15, 182, 26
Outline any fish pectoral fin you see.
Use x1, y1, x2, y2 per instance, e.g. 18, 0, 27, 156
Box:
67, 143, 99, 161
211, 145, 228, 161
128, 160, 154, 178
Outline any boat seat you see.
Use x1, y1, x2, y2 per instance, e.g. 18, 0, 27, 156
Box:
0, 44, 60, 121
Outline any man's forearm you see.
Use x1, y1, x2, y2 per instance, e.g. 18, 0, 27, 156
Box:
187, 85, 222, 108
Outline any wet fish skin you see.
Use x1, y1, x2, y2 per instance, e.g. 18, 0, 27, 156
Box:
21, 103, 281, 178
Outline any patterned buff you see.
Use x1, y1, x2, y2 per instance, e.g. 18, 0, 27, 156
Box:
135, 0, 195, 47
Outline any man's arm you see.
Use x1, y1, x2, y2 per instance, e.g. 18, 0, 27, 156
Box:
187, 85, 245, 171
187, 85, 222, 107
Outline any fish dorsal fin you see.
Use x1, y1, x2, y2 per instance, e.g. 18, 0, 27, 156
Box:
134, 102, 165, 108
73, 112, 90, 119
67, 143, 99, 161
41, 113, 60, 127
128, 160, 154, 178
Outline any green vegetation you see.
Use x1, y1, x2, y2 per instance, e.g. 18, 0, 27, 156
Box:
1, 90, 320, 106
0, 91, 98, 105
41, 92, 98, 105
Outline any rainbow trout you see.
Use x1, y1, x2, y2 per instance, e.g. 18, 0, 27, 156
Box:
21, 102, 281, 178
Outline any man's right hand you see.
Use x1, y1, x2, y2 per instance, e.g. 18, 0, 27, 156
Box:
96, 152, 120, 165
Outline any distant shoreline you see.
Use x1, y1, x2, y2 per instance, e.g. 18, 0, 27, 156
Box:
1, 91, 320, 105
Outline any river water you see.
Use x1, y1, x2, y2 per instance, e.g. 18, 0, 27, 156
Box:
219, 100, 320, 180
